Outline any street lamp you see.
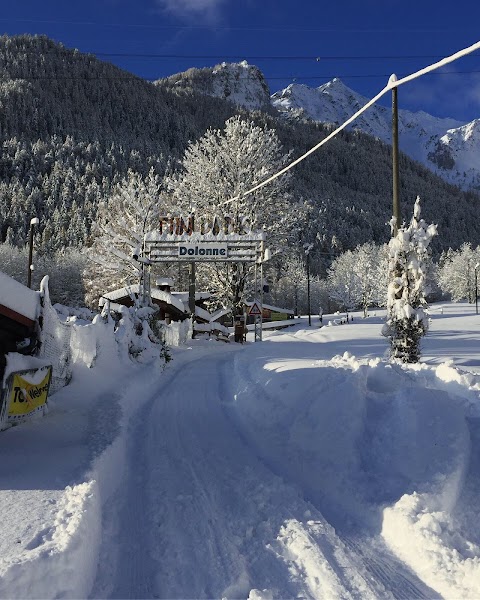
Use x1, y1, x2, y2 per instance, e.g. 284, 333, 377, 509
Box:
304, 243, 314, 326
27, 217, 39, 288
475, 263, 479, 315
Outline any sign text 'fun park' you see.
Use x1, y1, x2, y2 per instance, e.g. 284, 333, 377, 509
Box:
159, 214, 253, 236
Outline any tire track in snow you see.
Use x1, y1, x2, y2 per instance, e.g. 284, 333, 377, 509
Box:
144, 353, 384, 599
339, 534, 438, 600
145, 354, 296, 598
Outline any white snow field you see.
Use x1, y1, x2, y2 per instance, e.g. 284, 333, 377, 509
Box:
1, 302, 480, 599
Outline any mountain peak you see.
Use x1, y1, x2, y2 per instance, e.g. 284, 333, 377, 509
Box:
271, 77, 479, 191
321, 77, 347, 90
156, 61, 272, 112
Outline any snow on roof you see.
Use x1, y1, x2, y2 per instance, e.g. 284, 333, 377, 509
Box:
151, 289, 185, 313
210, 308, 230, 322
172, 291, 212, 303
195, 305, 212, 323
0, 271, 40, 324
100, 284, 186, 314
100, 284, 140, 303
155, 277, 174, 287
245, 301, 294, 315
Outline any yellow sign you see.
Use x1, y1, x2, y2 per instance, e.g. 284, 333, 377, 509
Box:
7, 367, 52, 420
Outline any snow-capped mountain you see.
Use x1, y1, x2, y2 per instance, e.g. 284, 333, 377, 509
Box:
157, 61, 272, 112
271, 78, 480, 191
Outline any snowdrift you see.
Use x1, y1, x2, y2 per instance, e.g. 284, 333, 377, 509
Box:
229, 342, 480, 599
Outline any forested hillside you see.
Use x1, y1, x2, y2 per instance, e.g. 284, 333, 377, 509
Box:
0, 34, 479, 272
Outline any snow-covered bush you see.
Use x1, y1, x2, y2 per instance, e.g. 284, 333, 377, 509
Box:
383, 197, 437, 363
105, 302, 171, 366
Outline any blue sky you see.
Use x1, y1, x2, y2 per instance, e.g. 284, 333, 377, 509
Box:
1, 0, 480, 122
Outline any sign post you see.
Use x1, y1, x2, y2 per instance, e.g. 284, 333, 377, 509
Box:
144, 213, 266, 342
249, 301, 262, 343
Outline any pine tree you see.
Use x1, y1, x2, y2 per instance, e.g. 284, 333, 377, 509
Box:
383, 197, 437, 363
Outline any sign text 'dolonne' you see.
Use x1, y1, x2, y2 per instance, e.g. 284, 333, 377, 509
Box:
178, 244, 228, 259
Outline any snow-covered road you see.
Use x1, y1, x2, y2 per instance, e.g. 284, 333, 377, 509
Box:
2, 305, 480, 599
90, 350, 385, 599
90, 340, 439, 599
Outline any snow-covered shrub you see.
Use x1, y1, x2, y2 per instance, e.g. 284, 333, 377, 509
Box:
38, 276, 74, 393
103, 301, 172, 367
383, 197, 437, 363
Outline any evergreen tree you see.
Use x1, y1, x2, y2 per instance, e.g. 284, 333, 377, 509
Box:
383, 197, 437, 363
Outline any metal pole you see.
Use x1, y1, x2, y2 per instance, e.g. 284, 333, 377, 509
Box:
392, 76, 401, 236
187, 214, 196, 338
254, 252, 260, 342
27, 225, 34, 289
476, 267, 478, 315
307, 251, 311, 326
189, 261, 196, 337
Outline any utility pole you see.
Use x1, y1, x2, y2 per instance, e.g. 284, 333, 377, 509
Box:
476, 263, 479, 315
304, 243, 313, 326
391, 74, 401, 236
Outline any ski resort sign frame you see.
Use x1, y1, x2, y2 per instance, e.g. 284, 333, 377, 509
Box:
144, 214, 265, 264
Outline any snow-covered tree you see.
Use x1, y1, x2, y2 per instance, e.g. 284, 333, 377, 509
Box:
328, 242, 389, 316
327, 250, 359, 311
383, 196, 437, 363
271, 254, 307, 316
437, 243, 480, 302
165, 115, 299, 312
83, 168, 162, 307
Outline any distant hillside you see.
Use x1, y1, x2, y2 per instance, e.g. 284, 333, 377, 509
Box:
0, 34, 235, 148
0, 35, 235, 248
0, 35, 479, 272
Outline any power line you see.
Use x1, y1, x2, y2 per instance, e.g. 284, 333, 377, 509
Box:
1, 70, 479, 83
76, 52, 480, 61
2, 47, 479, 62
0, 18, 477, 33
265, 70, 480, 80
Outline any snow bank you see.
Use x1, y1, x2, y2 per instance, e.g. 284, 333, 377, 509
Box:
0, 481, 101, 599
230, 345, 480, 598
382, 491, 480, 599
380, 361, 480, 599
